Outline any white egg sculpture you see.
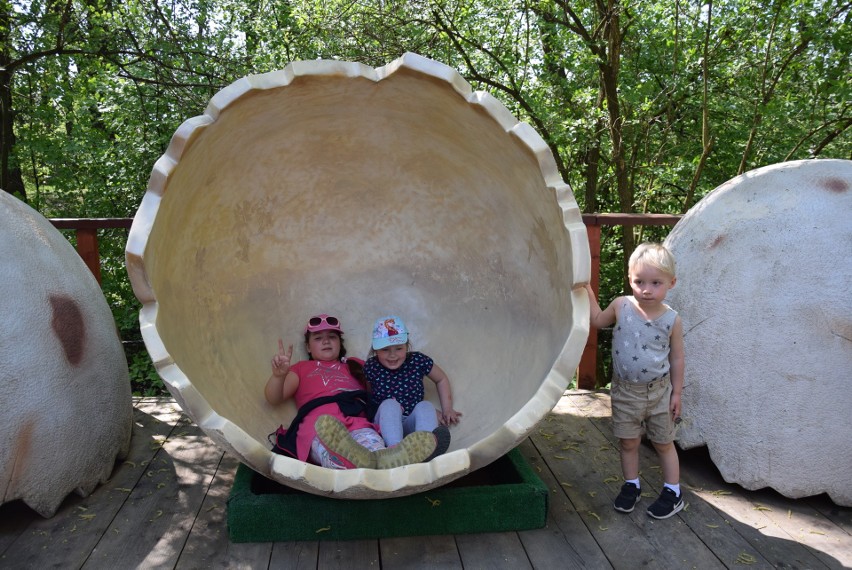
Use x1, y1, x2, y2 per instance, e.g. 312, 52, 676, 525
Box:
665, 159, 852, 506
0, 191, 132, 516
125, 53, 590, 498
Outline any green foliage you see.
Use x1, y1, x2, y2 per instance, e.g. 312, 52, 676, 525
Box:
3, 0, 850, 393
126, 342, 164, 396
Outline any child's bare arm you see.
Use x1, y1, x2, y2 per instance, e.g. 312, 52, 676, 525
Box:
265, 339, 299, 405
668, 316, 685, 419
584, 284, 618, 329
428, 364, 462, 425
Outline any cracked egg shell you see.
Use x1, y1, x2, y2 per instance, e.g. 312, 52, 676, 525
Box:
126, 53, 590, 498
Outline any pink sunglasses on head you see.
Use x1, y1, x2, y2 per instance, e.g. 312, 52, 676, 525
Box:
305, 314, 342, 333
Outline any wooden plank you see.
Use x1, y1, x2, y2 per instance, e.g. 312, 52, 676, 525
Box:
4, 395, 846, 570
568, 391, 837, 569
515, 438, 612, 569
81, 409, 224, 569
316, 540, 380, 569
680, 448, 843, 569
535, 395, 728, 570
49, 218, 134, 229
578, 223, 601, 390
454, 531, 531, 569
379, 534, 462, 569
175, 453, 275, 569
269, 541, 320, 569
565, 393, 786, 568
531, 401, 676, 569
133, 397, 186, 423
576, 390, 852, 568
581, 213, 682, 226
0, 401, 183, 568
0, 500, 40, 555
806, 493, 852, 535
572, 400, 775, 569
75, 228, 102, 283
735, 487, 851, 569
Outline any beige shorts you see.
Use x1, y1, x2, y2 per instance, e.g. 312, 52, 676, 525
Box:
611, 374, 676, 443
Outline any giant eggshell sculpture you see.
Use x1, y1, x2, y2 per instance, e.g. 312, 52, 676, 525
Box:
126, 53, 590, 498
665, 159, 852, 506
0, 192, 132, 517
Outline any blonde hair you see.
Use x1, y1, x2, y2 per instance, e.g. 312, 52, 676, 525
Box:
368, 340, 411, 359
628, 242, 676, 278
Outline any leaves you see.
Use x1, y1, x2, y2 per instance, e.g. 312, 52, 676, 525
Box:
735, 551, 757, 565
3, 0, 849, 394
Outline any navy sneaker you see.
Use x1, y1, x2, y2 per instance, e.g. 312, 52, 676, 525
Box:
425, 425, 451, 461
613, 482, 641, 513
647, 487, 684, 519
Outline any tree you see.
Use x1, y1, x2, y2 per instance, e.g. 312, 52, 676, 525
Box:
1, 0, 244, 210
4, 0, 849, 391
2, 0, 253, 394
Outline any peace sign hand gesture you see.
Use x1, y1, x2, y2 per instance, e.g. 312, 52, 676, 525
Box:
271, 339, 293, 378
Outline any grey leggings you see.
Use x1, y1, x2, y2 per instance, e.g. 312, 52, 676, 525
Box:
374, 399, 439, 446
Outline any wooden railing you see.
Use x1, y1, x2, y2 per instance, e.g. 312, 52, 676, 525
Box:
50, 218, 134, 284
50, 213, 682, 390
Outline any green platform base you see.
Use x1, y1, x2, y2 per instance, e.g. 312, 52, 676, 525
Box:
227, 448, 548, 542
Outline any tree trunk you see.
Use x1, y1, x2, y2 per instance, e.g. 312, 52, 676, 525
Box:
598, 0, 633, 287
0, 3, 26, 201
684, 0, 715, 211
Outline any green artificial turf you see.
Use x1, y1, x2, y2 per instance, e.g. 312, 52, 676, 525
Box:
227, 447, 548, 542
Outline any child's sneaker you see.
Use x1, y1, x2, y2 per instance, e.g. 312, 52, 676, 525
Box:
375, 431, 436, 469
425, 425, 451, 461
314, 415, 376, 469
613, 482, 641, 513
647, 487, 684, 519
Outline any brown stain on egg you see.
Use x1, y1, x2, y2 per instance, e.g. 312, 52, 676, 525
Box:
709, 234, 725, 249
50, 294, 86, 366
7, 419, 34, 493
821, 177, 849, 193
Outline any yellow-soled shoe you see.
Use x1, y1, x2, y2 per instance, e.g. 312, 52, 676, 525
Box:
315, 414, 376, 469
375, 431, 436, 469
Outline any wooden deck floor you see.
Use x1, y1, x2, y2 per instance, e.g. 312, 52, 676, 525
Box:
1, 392, 850, 569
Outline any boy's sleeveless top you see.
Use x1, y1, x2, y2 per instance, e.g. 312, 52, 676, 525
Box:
612, 299, 677, 383
364, 351, 434, 415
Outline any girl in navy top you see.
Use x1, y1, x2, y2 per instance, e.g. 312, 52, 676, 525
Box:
364, 315, 462, 460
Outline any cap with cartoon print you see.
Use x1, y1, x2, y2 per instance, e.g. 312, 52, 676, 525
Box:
371, 315, 408, 350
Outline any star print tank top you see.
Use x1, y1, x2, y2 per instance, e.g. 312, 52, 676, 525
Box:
612, 298, 677, 383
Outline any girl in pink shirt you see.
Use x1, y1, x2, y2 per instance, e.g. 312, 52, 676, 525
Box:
265, 314, 437, 469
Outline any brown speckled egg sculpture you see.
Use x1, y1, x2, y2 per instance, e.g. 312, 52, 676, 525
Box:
665, 159, 852, 506
0, 192, 132, 517
125, 53, 590, 498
